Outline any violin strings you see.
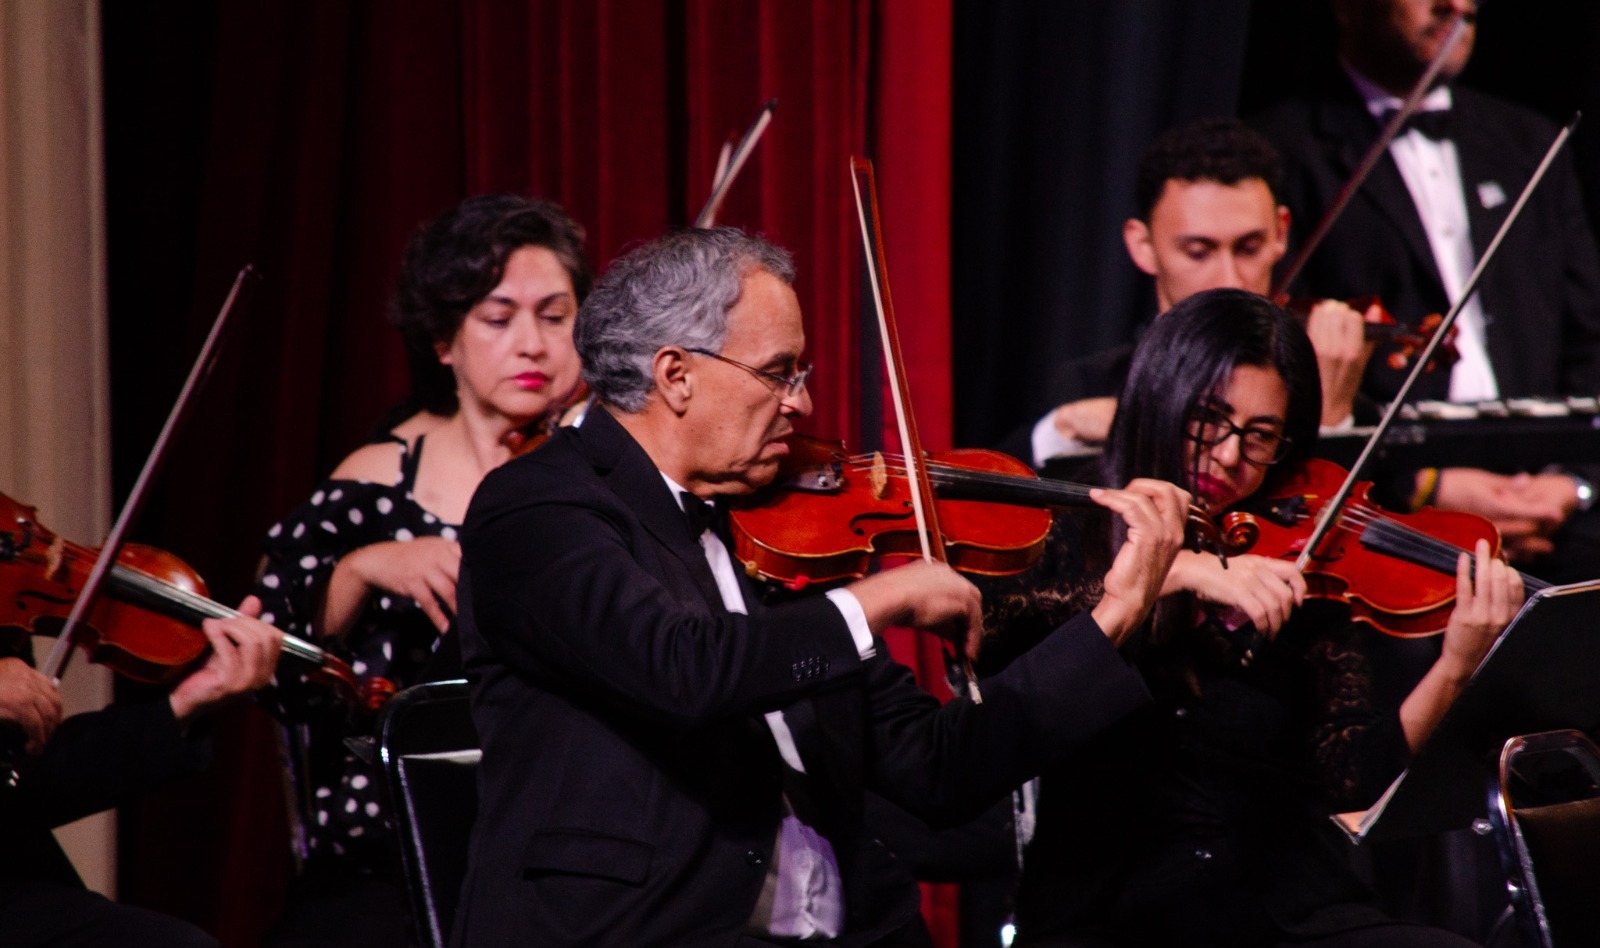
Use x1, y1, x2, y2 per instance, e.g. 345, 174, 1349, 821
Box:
1324, 506, 1547, 591
111, 565, 329, 664
111, 565, 236, 621
840, 453, 1096, 502
829, 457, 1498, 578
1287, 496, 1483, 572
1262, 495, 1547, 593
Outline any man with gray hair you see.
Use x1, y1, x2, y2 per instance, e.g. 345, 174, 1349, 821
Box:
451, 227, 1188, 947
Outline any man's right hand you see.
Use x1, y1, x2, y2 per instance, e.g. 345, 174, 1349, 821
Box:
1304, 299, 1379, 428
1051, 397, 1118, 445
334, 537, 461, 632
0, 657, 62, 755
1090, 478, 1191, 646
847, 560, 984, 659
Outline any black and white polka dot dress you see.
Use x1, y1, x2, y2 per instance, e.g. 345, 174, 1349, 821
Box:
255, 435, 457, 869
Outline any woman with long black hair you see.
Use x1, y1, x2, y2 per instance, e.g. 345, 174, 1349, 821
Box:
995, 288, 1519, 947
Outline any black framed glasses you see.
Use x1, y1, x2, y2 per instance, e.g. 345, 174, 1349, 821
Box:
685, 347, 812, 398
1185, 405, 1292, 466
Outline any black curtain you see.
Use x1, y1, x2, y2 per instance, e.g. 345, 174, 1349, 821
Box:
1239, 0, 1600, 234
956, 0, 1600, 451
951, 0, 1253, 448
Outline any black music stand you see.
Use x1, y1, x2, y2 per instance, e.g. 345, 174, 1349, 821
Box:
1335, 580, 1600, 844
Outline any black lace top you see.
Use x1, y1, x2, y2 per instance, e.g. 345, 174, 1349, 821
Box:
255, 436, 458, 868
984, 514, 1413, 946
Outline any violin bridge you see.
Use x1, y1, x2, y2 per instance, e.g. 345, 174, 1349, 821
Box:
45, 535, 67, 583
870, 452, 888, 499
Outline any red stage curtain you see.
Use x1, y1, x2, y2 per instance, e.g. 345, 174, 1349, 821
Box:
108, 3, 957, 945
458, 0, 879, 444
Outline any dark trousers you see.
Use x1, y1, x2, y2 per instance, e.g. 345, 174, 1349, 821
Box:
0, 880, 218, 948
262, 861, 414, 948
1020, 923, 1482, 948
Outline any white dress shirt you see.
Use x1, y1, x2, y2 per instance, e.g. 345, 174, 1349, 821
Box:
1346, 65, 1499, 402
1029, 411, 1092, 468
663, 473, 875, 939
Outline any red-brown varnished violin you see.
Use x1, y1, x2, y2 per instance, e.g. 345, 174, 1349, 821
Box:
728, 436, 1054, 589
728, 434, 1223, 591
0, 492, 393, 711
1219, 458, 1549, 637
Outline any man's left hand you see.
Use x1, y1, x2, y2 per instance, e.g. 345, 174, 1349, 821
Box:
168, 595, 284, 724
1304, 299, 1379, 428
1089, 478, 1191, 646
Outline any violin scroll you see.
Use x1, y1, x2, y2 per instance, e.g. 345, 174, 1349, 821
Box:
1214, 510, 1260, 558
304, 655, 396, 714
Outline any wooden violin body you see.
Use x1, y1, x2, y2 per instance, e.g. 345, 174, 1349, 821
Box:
0, 506, 207, 683
0, 492, 392, 710
1220, 458, 1544, 637
729, 435, 1054, 589
730, 435, 1228, 591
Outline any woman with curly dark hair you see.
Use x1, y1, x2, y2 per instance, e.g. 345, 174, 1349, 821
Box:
256, 194, 590, 946
993, 289, 1521, 948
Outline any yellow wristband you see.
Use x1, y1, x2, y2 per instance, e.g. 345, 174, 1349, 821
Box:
1411, 467, 1440, 512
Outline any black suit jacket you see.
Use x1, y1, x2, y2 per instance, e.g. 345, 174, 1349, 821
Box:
1255, 73, 1600, 582
996, 343, 1134, 467
451, 407, 1150, 947
1253, 72, 1600, 404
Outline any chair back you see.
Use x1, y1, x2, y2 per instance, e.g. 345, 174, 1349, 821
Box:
1488, 729, 1600, 948
378, 679, 480, 948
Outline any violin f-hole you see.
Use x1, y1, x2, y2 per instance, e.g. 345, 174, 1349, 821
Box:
847, 506, 917, 537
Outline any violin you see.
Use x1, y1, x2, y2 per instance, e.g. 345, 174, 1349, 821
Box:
1219, 457, 1549, 638
728, 434, 1222, 590
1280, 295, 1459, 373
728, 436, 1050, 588
0, 493, 393, 711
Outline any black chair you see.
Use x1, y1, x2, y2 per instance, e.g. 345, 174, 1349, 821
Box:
1487, 729, 1600, 948
378, 679, 480, 948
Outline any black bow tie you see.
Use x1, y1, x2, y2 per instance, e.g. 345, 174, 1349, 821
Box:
681, 492, 726, 540
1381, 107, 1452, 141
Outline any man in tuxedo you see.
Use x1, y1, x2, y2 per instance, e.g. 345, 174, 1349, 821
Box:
1015, 119, 1377, 469
0, 599, 283, 947
1253, 0, 1600, 581
451, 227, 1190, 947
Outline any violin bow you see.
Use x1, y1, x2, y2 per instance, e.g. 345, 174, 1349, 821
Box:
1293, 114, 1582, 576
850, 158, 984, 703
1271, 16, 1470, 298
693, 98, 777, 228
39, 266, 256, 681
850, 159, 946, 565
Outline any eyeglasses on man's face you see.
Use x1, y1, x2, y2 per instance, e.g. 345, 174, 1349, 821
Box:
1185, 404, 1291, 466
684, 347, 812, 398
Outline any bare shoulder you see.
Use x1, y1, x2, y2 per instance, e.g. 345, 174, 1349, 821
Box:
390, 410, 450, 442
328, 441, 406, 485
